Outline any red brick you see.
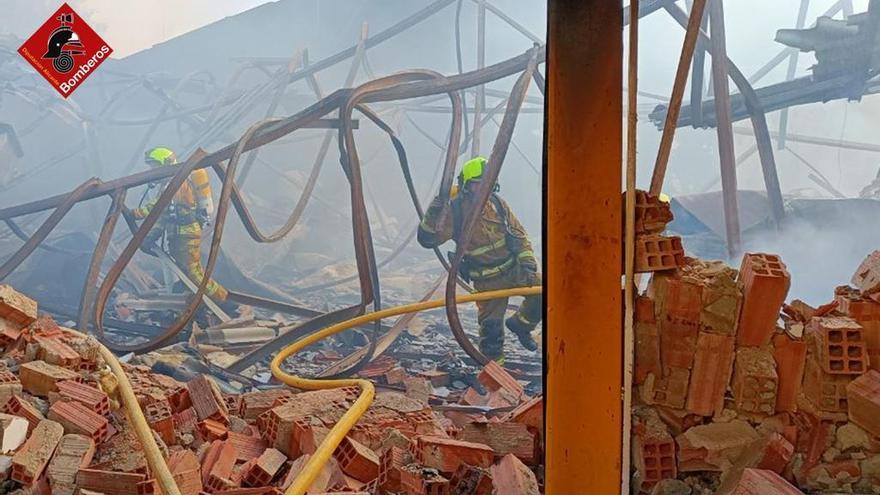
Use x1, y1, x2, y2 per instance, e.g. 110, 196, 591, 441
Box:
238, 389, 292, 420
657, 276, 703, 323
33, 336, 80, 369
490, 454, 539, 495
76, 468, 147, 495
847, 369, 880, 437
378, 446, 409, 493
0, 317, 23, 345
737, 253, 790, 347
0, 285, 37, 326
504, 395, 543, 447
808, 316, 868, 375
19, 360, 79, 397
643, 367, 690, 409
197, 418, 229, 442
227, 431, 268, 462
144, 401, 175, 446
686, 332, 734, 416
476, 362, 523, 400
635, 234, 685, 273
4, 395, 44, 433
733, 347, 778, 416
757, 433, 794, 474
46, 433, 95, 495
852, 250, 880, 294
801, 356, 852, 414
659, 318, 699, 369
633, 428, 676, 487
187, 374, 229, 426
634, 190, 673, 234
335, 436, 379, 482
416, 436, 494, 474
458, 422, 535, 465
168, 450, 202, 495
449, 463, 493, 495
242, 447, 285, 487
399, 464, 451, 495
635, 295, 656, 324
635, 319, 662, 385
56, 380, 110, 417
48, 401, 109, 443
11, 419, 63, 485
205, 441, 238, 492
733, 468, 803, 494
773, 333, 807, 413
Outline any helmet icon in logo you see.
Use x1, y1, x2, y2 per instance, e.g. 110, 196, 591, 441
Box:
41, 13, 84, 73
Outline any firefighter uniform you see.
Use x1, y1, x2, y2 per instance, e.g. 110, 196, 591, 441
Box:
134, 148, 228, 301
417, 158, 542, 362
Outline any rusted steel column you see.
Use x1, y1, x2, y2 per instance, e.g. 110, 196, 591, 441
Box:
546, 0, 623, 493
709, 0, 741, 257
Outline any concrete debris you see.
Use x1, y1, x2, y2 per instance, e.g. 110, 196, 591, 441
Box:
0, 283, 544, 494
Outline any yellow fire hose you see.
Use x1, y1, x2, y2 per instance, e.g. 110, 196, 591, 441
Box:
58, 285, 540, 495
62, 328, 183, 495
271, 285, 542, 495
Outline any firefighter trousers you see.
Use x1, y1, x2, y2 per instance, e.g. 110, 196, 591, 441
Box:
472, 264, 543, 359
168, 235, 228, 301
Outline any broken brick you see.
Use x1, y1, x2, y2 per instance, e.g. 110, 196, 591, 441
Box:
416, 436, 494, 474
801, 356, 852, 414
76, 468, 147, 495
378, 446, 409, 493
335, 436, 379, 482
737, 253, 790, 347
808, 316, 868, 375
847, 369, 880, 437
732, 468, 803, 494
187, 374, 229, 426
46, 434, 95, 495
686, 332, 734, 417
756, 433, 794, 475
242, 447, 285, 487
676, 420, 759, 472
449, 463, 493, 495
227, 430, 268, 462
476, 361, 523, 400
11, 419, 63, 485
168, 450, 202, 495
635, 234, 685, 273
0, 285, 37, 326
144, 401, 175, 446
733, 347, 778, 416
19, 360, 79, 397
490, 454, 539, 495
642, 368, 690, 409
658, 318, 699, 369
853, 250, 880, 295
4, 396, 44, 433
399, 464, 451, 495
48, 400, 109, 443
205, 441, 238, 492
458, 422, 535, 465
635, 319, 662, 385
33, 336, 80, 369
633, 424, 676, 488
772, 333, 807, 413
634, 190, 673, 234
238, 389, 292, 420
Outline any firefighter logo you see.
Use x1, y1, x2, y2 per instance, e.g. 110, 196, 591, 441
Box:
43, 13, 84, 74
18, 3, 113, 98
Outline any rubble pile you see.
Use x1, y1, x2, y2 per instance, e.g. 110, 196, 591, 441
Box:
632, 190, 880, 494
0, 285, 544, 494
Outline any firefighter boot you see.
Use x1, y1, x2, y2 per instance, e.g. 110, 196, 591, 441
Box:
505, 314, 538, 351
479, 319, 505, 364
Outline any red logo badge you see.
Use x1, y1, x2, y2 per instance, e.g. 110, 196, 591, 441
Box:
17, 3, 113, 98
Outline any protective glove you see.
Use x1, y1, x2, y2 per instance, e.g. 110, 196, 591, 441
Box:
519, 257, 539, 284
427, 195, 447, 212
197, 208, 211, 227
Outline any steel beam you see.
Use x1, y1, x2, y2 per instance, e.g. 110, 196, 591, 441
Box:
546, 0, 623, 492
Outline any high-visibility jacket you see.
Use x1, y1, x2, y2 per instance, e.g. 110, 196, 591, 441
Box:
133, 169, 213, 237
417, 193, 536, 280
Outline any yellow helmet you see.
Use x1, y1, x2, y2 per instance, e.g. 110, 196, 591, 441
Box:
659, 193, 671, 203
144, 147, 177, 167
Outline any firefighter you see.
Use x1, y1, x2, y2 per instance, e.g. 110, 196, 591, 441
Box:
417, 156, 542, 363
132, 147, 231, 306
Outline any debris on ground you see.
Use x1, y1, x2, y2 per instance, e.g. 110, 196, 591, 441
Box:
632, 190, 880, 494
0, 283, 544, 494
